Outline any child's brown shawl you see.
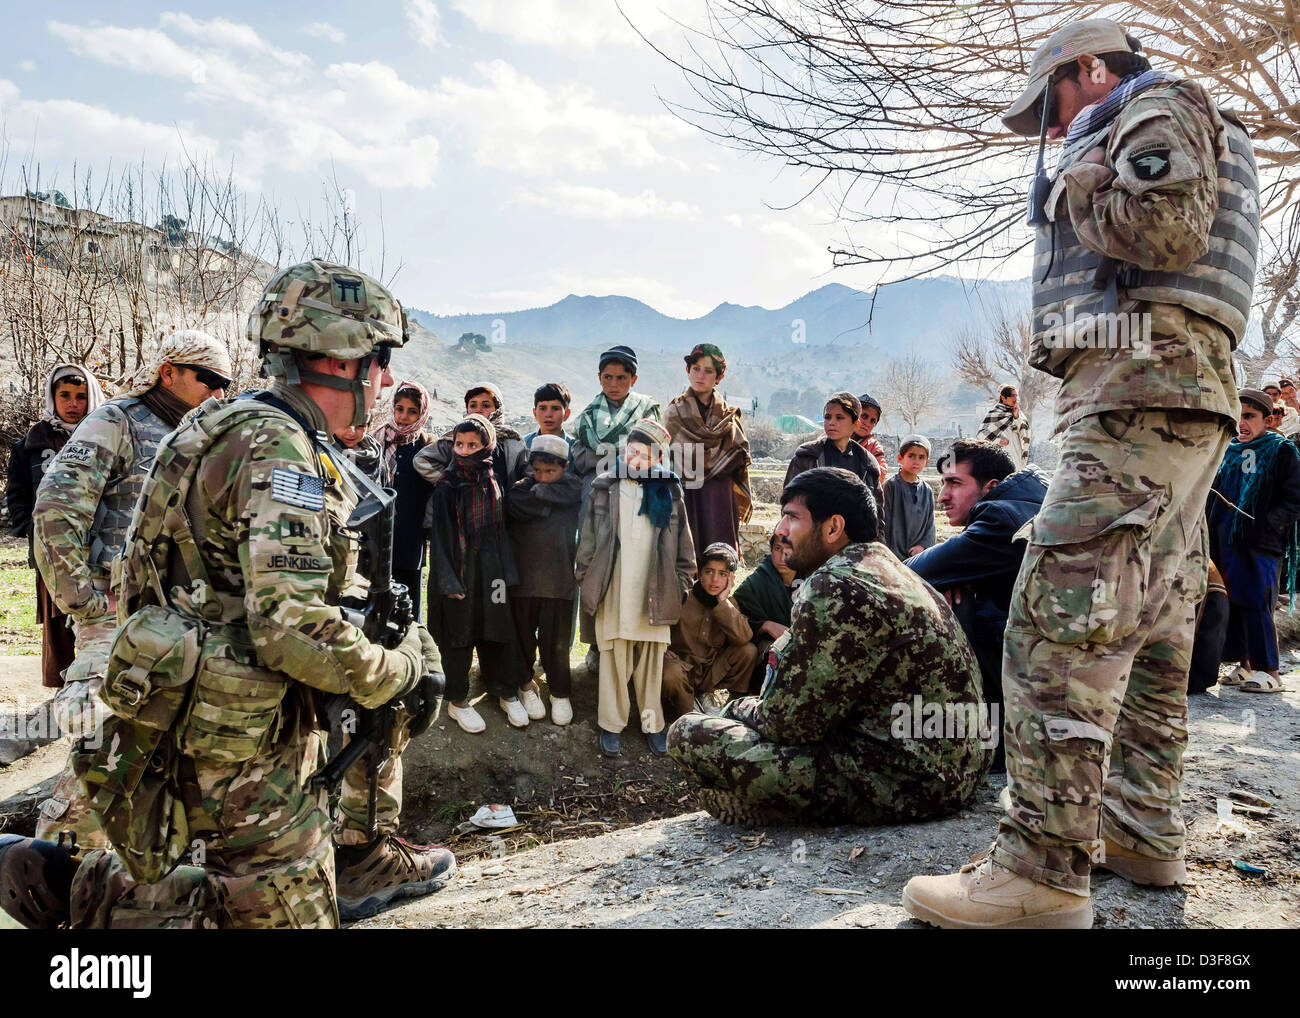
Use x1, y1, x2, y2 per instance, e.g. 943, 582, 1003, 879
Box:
665, 390, 753, 524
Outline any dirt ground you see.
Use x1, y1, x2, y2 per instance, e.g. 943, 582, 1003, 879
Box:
5, 648, 1297, 929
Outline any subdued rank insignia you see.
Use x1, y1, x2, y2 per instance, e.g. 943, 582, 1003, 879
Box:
331, 273, 366, 311
1129, 148, 1171, 180
271, 468, 325, 510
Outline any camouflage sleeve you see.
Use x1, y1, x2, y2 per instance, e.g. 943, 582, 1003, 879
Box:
1060, 90, 1220, 271
752, 568, 887, 744
32, 406, 130, 619
231, 427, 416, 709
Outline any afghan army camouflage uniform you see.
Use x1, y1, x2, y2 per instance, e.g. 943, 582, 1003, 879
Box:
993, 74, 1257, 894
668, 542, 991, 825
31, 396, 177, 849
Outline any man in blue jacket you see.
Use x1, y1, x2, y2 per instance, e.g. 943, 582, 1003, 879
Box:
907, 440, 1049, 768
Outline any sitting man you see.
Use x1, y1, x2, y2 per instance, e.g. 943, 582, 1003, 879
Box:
906, 439, 1048, 767
668, 467, 991, 826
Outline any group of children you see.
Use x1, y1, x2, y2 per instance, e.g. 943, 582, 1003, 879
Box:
344, 344, 762, 758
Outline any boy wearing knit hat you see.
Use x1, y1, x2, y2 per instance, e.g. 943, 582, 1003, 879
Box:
575, 418, 696, 756
882, 435, 936, 561
853, 392, 889, 480
506, 434, 584, 725
572, 347, 663, 668
662, 541, 758, 717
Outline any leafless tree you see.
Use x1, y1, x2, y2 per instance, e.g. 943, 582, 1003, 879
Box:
641, 1, 1300, 285
950, 290, 1059, 431
877, 351, 943, 430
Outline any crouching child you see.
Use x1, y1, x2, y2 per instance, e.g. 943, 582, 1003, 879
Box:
506, 435, 583, 725
575, 419, 695, 757
662, 542, 758, 718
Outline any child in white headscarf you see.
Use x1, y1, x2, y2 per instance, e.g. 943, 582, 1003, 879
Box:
5, 363, 105, 686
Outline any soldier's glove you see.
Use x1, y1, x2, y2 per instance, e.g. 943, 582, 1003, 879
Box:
406, 671, 445, 737
390, 622, 426, 700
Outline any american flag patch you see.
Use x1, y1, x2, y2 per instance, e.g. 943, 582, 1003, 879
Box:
271, 468, 325, 511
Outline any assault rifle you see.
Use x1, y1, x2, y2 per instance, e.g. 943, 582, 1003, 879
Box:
309, 461, 443, 834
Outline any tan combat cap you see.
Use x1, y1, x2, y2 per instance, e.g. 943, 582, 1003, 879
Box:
126, 329, 233, 396
1002, 19, 1134, 136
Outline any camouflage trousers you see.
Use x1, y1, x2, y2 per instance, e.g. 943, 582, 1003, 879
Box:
993, 409, 1230, 895
669, 698, 984, 825
35, 615, 115, 850
335, 714, 412, 846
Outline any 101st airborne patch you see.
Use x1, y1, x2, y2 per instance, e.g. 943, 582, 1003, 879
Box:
1128, 145, 1171, 180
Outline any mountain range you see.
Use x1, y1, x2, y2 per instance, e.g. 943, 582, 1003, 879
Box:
393, 276, 1031, 436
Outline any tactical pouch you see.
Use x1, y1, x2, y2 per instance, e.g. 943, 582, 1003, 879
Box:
102, 604, 205, 730
177, 648, 287, 763
71, 715, 189, 884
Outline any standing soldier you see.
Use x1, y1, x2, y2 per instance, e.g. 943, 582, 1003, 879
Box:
31, 331, 233, 847
905, 18, 1257, 927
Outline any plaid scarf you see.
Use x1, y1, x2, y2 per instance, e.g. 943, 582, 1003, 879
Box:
979, 402, 1030, 443
1060, 71, 1177, 165
446, 447, 504, 580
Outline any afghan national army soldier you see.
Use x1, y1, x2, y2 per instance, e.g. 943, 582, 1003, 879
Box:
668, 467, 991, 825
905, 18, 1257, 928
31, 330, 233, 848
2, 261, 454, 929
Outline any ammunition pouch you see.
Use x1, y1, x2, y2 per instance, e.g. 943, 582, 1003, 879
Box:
176, 638, 287, 763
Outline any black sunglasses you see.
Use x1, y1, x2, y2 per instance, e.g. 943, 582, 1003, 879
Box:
174, 363, 232, 390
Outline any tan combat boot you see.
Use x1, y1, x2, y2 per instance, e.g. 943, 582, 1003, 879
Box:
903, 856, 1093, 929
335, 835, 456, 922
1094, 838, 1186, 886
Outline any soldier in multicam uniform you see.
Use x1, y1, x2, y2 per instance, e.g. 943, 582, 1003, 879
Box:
904, 19, 1257, 928
31, 330, 233, 849
2, 261, 454, 929
668, 467, 991, 825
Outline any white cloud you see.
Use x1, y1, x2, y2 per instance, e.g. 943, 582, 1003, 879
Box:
0, 78, 221, 172
18, 60, 36, 72
430, 60, 690, 174
305, 21, 346, 44
756, 219, 829, 274
450, 0, 704, 49
515, 182, 698, 221
405, 0, 442, 48
44, 17, 441, 190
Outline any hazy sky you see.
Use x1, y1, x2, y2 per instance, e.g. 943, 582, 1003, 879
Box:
2, 2, 1033, 317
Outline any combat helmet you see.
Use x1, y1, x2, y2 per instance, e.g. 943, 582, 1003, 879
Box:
247, 259, 409, 426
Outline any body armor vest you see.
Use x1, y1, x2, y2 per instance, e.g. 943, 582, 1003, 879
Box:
1030, 85, 1259, 376
88, 397, 174, 575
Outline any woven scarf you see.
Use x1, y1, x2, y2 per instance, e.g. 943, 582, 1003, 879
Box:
576, 391, 658, 452
632, 464, 679, 530
1214, 431, 1289, 545
446, 446, 503, 579
665, 389, 753, 523
1060, 71, 1177, 165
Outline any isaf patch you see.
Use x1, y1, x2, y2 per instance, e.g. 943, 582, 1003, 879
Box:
1129, 147, 1171, 180
271, 468, 325, 510
60, 442, 94, 464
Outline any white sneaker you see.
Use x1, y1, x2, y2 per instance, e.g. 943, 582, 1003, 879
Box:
551, 696, 573, 726
447, 702, 485, 734
519, 686, 546, 721
499, 697, 530, 728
